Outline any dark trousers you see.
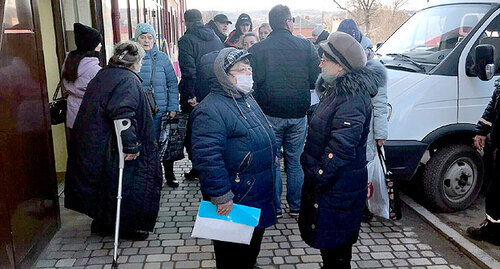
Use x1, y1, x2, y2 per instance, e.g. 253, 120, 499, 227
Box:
213, 229, 265, 269
320, 242, 353, 269
184, 112, 195, 162
163, 160, 174, 178
486, 149, 500, 221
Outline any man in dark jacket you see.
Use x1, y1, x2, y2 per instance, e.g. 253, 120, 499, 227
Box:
468, 79, 500, 246
206, 14, 232, 43
178, 9, 224, 180
248, 4, 320, 218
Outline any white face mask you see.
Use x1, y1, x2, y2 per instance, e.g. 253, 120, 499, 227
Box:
235, 74, 254, 94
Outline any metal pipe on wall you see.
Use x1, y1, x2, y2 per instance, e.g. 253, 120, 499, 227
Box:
111, 0, 120, 43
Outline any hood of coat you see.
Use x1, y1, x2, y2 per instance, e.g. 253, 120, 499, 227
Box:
337, 19, 362, 43
314, 30, 329, 45
213, 48, 253, 99
186, 22, 216, 41
316, 59, 387, 98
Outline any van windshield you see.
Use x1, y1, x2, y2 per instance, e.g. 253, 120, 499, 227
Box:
377, 4, 491, 70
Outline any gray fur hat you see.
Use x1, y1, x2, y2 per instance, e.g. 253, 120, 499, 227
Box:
319, 31, 367, 71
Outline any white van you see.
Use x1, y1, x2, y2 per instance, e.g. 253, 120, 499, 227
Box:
377, 0, 500, 211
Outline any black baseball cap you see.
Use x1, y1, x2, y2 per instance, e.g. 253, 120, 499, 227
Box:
239, 14, 251, 25
214, 14, 232, 24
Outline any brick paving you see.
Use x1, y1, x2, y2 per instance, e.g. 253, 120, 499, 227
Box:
36, 158, 462, 268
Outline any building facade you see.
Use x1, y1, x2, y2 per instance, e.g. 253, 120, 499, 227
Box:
0, 0, 186, 267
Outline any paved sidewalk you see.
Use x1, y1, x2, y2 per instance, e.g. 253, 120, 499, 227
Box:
36, 159, 464, 269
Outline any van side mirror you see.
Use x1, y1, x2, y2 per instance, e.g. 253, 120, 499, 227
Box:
376, 42, 384, 50
475, 44, 496, 81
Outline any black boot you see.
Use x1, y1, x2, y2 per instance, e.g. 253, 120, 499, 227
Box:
184, 167, 199, 181
163, 161, 179, 188
467, 219, 500, 246
120, 230, 149, 241
90, 219, 113, 237
362, 203, 374, 223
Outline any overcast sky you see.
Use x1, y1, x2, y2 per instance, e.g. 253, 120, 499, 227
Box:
186, 0, 430, 12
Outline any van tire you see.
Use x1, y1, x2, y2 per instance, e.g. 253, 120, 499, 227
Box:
422, 144, 483, 212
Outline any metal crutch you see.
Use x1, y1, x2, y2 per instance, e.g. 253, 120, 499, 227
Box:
112, 119, 131, 269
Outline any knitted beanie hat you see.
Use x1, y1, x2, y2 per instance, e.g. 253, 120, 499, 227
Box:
134, 23, 156, 41
74, 23, 101, 52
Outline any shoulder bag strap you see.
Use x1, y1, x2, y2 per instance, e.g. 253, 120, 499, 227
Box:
376, 145, 389, 176
53, 54, 69, 101
150, 54, 157, 89
52, 81, 62, 101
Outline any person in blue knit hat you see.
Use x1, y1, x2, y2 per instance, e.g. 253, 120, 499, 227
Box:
135, 23, 180, 188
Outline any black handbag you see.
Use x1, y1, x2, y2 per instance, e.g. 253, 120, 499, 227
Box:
377, 145, 402, 220
49, 81, 67, 125
159, 112, 188, 162
145, 55, 159, 115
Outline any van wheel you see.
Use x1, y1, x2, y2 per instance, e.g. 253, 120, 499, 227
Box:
422, 144, 483, 212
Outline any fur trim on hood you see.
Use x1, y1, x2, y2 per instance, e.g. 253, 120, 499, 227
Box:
213, 48, 253, 99
316, 59, 387, 99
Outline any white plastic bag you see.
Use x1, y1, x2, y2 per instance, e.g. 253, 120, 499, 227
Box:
192, 216, 255, 244
366, 148, 390, 219
191, 201, 261, 245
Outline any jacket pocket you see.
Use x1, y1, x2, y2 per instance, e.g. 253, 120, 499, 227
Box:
236, 151, 253, 175
234, 175, 257, 203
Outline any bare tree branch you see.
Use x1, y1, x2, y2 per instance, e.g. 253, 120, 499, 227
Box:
392, 0, 408, 16
332, 0, 356, 18
332, 0, 380, 36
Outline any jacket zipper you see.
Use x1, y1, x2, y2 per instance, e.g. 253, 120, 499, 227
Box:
247, 97, 277, 212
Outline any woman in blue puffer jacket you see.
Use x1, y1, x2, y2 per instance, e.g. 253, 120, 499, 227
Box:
191, 48, 277, 268
135, 23, 180, 188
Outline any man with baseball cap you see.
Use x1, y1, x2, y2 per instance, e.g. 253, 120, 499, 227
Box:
178, 9, 224, 181
206, 14, 232, 43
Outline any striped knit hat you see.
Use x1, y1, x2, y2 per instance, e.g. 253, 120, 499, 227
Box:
223, 49, 251, 73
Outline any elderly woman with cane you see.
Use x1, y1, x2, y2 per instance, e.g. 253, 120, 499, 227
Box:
64, 41, 162, 241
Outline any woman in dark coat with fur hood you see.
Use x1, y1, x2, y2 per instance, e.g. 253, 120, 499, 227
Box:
65, 41, 162, 241
299, 32, 387, 268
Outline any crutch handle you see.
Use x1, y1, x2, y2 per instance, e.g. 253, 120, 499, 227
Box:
113, 119, 131, 169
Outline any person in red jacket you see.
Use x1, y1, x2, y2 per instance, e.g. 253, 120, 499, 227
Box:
225, 13, 252, 48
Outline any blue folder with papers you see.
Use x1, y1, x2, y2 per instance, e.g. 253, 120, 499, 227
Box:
197, 200, 261, 227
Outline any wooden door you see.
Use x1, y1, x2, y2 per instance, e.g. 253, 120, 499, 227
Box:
0, 0, 60, 267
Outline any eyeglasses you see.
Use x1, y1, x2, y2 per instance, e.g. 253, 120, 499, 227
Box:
321, 57, 332, 64
230, 66, 253, 73
288, 17, 296, 23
